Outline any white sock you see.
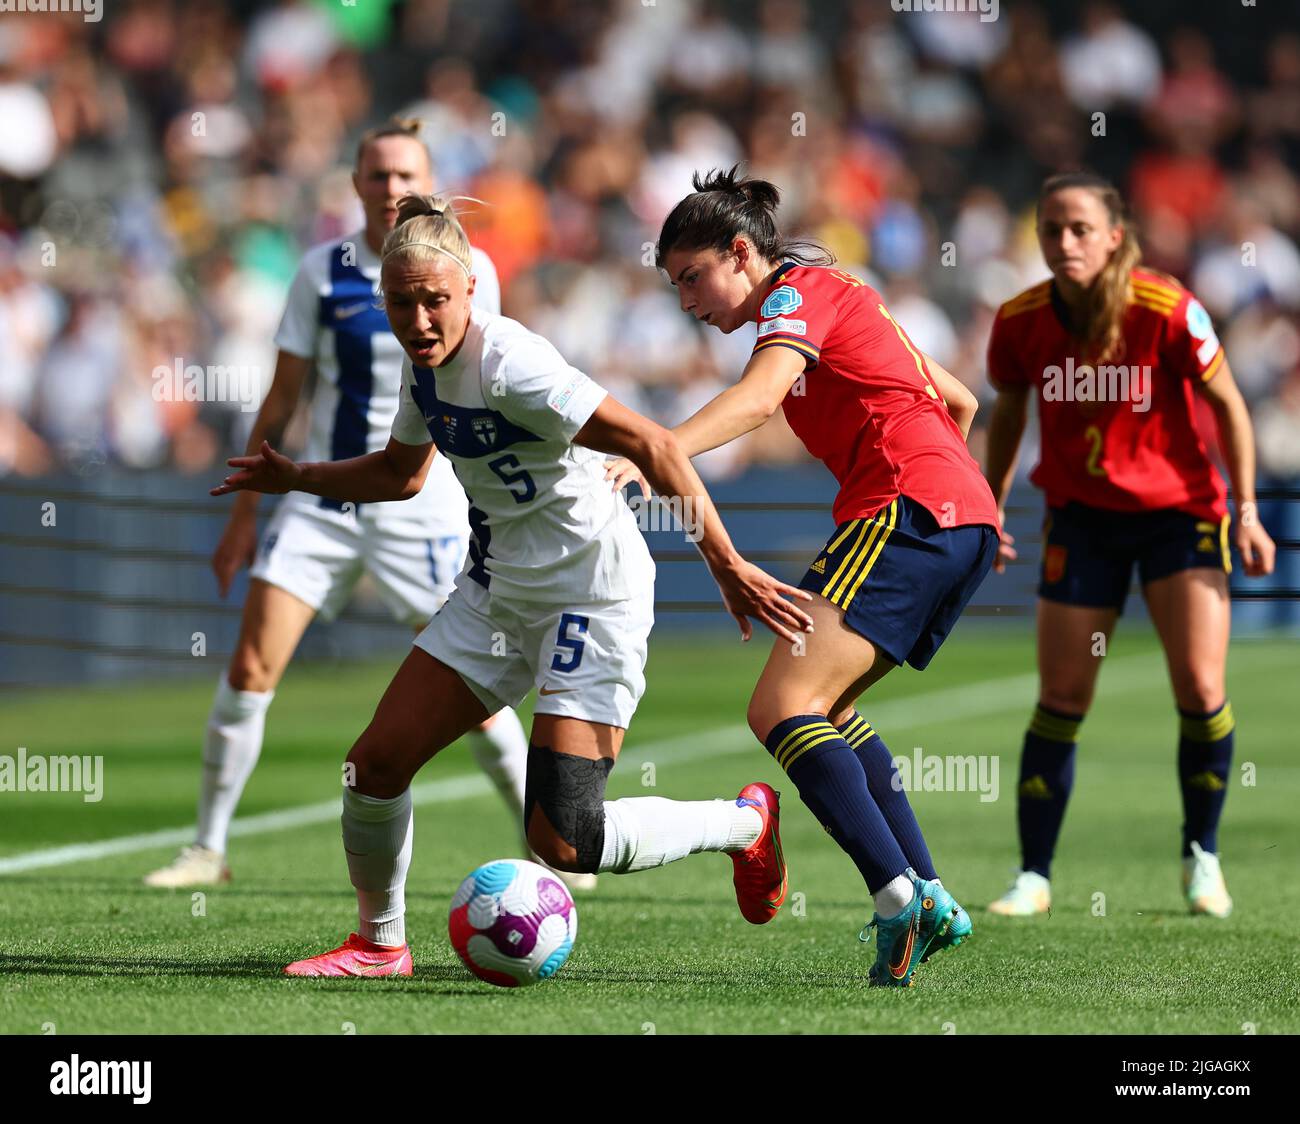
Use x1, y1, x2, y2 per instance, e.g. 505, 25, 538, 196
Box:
598, 797, 762, 874
873, 874, 915, 919
342, 787, 413, 948
466, 707, 528, 824
195, 677, 274, 853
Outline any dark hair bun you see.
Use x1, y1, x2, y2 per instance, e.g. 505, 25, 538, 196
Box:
692, 164, 781, 214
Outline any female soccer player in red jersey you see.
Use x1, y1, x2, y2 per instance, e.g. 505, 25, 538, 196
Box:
982, 172, 1276, 919
610, 168, 1001, 986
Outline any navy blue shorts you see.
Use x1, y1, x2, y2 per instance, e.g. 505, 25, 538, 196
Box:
1038, 502, 1231, 612
797, 495, 998, 670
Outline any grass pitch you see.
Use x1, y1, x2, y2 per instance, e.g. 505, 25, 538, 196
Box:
1, 627, 1296, 1034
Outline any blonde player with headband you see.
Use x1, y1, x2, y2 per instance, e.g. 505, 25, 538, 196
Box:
213, 194, 812, 976
144, 121, 569, 891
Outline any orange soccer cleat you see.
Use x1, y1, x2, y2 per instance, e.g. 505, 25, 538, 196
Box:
283, 932, 413, 977
730, 783, 788, 924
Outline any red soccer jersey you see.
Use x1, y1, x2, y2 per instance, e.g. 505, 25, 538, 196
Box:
752, 263, 998, 530
986, 268, 1228, 521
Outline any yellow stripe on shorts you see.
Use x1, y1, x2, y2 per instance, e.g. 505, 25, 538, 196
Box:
840, 500, 898, 608
821, 519, 871, 601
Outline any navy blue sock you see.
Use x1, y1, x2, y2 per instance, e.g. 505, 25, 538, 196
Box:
1178, 701, 1234, 857
1017, 704, 1082, 879
837, 712, 936, 880
766, 714, 908, 894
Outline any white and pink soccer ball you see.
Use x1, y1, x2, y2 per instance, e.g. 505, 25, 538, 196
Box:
449, 859, 578, 987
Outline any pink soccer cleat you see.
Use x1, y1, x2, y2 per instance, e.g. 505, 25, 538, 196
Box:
283, 932, 413, 977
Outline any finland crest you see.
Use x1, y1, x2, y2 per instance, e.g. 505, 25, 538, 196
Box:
472, 415, 498, 447
761, 284, 803, 319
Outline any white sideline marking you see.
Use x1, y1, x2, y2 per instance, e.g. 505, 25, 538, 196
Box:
0, 650, 1197, 876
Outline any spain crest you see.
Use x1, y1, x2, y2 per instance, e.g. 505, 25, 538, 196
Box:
1043, 544, 1067, 584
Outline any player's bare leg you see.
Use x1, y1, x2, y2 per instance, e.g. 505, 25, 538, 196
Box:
1035, 600, 1118, 717
145, 579, 316, 887
522, 714, 779, 922
989, 600, 1118, 916
284, 648, 488, 977
747, 594, 892, 736
1144, 568, 1234, 916
745, 593, 965, 984
463, 697, 589, 892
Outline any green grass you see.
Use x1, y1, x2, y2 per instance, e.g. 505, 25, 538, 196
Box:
1, 627, 1297, 1034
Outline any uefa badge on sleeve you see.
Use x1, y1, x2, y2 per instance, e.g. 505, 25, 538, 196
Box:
760, 285, 803, 319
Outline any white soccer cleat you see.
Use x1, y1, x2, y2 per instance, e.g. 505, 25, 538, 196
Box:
987, 870, 1051, 916
1183, 841, 1233, 918
529, 851, 597, 895
143, 844, 231, 888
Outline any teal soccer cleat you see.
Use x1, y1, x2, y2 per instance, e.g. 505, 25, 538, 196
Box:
918, 876, 972, 963
861, 873, 967, 987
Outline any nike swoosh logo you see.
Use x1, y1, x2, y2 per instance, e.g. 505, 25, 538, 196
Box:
890, 913, 919, 978
334, 301, 372, 320
538, 687, 575, 696
355, 957, 404, 974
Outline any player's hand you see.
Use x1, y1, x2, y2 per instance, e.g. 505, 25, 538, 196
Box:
993, 509, 1017, 574
212, 441, 302, 499
211, 511, 258, 598
713, 558, 815, 644
604, 456, 650, 495
1235, 517, 1276, 577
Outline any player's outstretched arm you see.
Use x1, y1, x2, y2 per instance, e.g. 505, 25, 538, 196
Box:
1197, 359, 1276, 576
576, 396, 814, 643
983, 386, 1030, 573
211, 349, 312, 596
921, 352, 978, 439
211, 438, 436, 505
604, 347, 802, 492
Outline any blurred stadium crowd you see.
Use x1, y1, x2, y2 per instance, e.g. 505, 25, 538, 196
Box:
1, 0, 1298, 487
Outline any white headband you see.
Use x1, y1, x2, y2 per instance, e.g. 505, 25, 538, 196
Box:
382, 241, 471, 277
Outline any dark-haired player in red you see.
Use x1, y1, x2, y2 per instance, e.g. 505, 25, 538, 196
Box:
983, 172, 1276, 920
609, 168, 1000, 987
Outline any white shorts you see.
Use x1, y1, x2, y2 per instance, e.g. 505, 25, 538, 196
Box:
414, 578, 653, 729
250, 497, 467, 628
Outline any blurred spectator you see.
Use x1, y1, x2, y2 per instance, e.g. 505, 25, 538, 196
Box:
0, 0, 1292, 499
1191, 190, 1300, 319
1257, 367, 1300, 483
0, 68, 58, 179
1058, 2, 1161, 111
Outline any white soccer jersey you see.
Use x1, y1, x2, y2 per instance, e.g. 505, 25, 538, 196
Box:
390, 307, 655, 604
273, 231, 500, 532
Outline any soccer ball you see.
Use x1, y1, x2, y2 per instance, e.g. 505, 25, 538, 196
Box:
449, 859, 578, 987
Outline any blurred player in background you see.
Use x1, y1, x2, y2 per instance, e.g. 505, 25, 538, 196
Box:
212, 194, 813, 976
614, 168, 1000, 987
144, 120, 566, 890
982, 172, 1277, 919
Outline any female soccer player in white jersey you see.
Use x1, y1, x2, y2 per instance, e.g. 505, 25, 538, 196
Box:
144, 120, 542, 890
212, 193, 815, 976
